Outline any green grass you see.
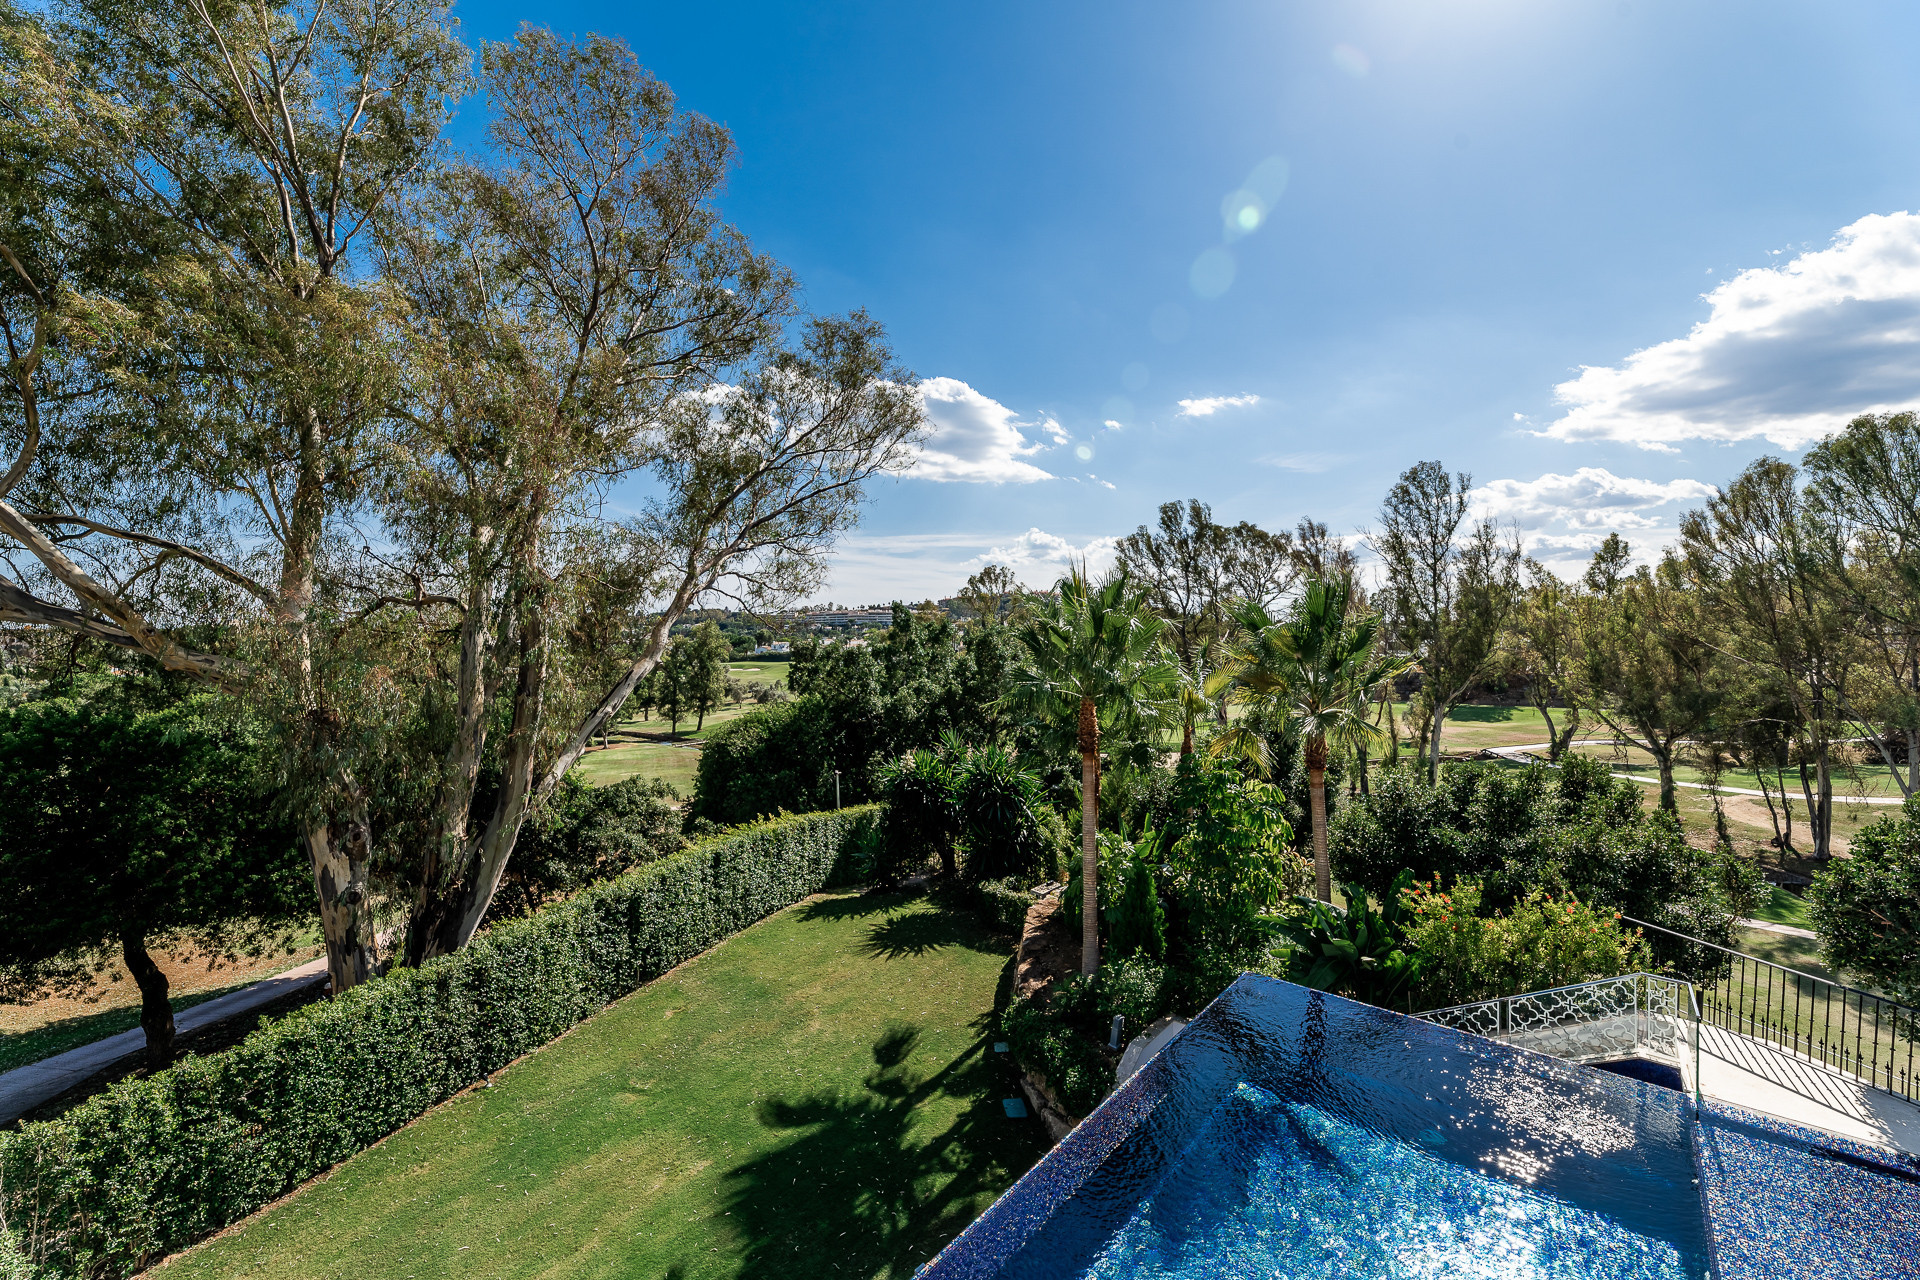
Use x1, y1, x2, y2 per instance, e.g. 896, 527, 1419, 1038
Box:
571, 741, 702, 793
159, 891, 1043, 1280
1748, 886, 1814, 930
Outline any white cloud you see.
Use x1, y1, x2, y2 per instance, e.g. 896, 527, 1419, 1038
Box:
1545, 212, 1920, 451
1472, 468, 1717, 532
819, 529, 1118, 603
909, 377, 1057, 482
1103, 419, 1123, 430
1469, 467, 1716, 579
981, 528, 1120, 578
1175, 394, 1261, 418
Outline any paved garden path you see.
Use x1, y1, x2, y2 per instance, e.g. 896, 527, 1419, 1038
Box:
0, 958, 329, 1125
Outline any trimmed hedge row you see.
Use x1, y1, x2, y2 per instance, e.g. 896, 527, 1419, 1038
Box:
0, 805, 880, 1280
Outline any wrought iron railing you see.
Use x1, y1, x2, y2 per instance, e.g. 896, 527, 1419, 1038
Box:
1622, 916, 1919, 1105
1420, 973, 1698, 1084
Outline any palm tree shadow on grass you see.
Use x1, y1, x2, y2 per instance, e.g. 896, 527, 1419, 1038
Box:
795, 890, 919, 924
713, 1022, 1045, 1279
860, 909, 1007, 961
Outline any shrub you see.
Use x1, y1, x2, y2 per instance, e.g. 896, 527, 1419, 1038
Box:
956, 744, 1062, 883
489, 775, 686, 920
1106, 851, 1166, 961
1328, 760, 1738, 968
1808, 806, 1920, 1006
1274, 872, 1425, 1012
1161, 755, 1304, 950
1003, 953, 1168, 1118
1003, 995, 1113, 1117
689, 697, 840, 825
0, 806, 879, 1280
974, 877, 1038, 934
1401, 878, 1651, 1010
878, 748, 960, 881
1092, 955, 1167, 1033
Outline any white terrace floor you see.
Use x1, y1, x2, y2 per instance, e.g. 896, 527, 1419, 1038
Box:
1686, 1023, 1920, 1155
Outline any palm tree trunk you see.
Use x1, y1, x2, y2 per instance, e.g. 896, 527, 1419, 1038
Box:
1078, 696, 1100, 975
1307, 735, 1330, 902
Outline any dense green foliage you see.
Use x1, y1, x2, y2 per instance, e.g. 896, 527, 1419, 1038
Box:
0, 696, 307, 1062
1276, 872, 1427, 1010
1003, 956, 1170, 1117
488, 776, 687, 920
876, 738, 1067, 885
1808, 805, 1920, 1005
0, 807, 878, 1280
1329, 755, 1743, 969
1400, 878, 1651, 1009
972, 876, 1039, 934
689, 606, 1017, 824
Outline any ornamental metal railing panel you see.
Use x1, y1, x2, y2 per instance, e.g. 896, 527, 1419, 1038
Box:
1622, 915, 1920, 1106
1420, 973, 1695, 1074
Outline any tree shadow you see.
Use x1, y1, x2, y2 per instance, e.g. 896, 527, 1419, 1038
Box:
861, 910, 1005, 960
714, 1022, 1045, 1279
795, 891, 918, 925
1448, 705, 1516, 723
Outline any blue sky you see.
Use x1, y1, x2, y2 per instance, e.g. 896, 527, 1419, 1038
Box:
459, 0, 1920, 603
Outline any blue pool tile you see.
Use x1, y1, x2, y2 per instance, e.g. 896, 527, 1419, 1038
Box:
926, 974, 1918, 1279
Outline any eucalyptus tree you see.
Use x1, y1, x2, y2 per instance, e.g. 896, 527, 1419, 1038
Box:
1682, 458, 1860, 858
1571, 552, 1724, 813
0, 0, 469, 992
370, 31, 923, 964
1804, 412, 1920, 797
1373, 461, 1522, 782
1116, 499, 1298, 674
1008, 568, 1179, 974
1, 12, 926, 985
1503, 560, 1584, 762
1209, 576, 1408, 901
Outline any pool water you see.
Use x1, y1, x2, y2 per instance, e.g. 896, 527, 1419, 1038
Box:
929, 976, 1919, 1280
1083, 1082, 1700, 1279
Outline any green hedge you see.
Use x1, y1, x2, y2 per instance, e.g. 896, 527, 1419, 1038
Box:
0, 805, 880, 1280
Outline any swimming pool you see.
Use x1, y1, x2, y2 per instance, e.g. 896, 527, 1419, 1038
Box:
926, 975, 1919, 1279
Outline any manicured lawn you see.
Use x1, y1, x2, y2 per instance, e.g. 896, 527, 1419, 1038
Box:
158, 891, 1043, 1280
571, 741, 702, 792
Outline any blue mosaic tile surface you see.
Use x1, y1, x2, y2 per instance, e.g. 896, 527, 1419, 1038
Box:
923, 974, 1920, 1279
1694, 1099, 1920, 1280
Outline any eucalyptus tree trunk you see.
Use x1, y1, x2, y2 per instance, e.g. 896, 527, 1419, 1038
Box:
120, 930, 174, 1070
1078, 695, 1100, 976
282, 445, 382, 992
1426, 706, 1445, 784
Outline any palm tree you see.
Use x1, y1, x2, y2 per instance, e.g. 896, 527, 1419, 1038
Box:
1009, 567, 1180, 975
1210, 576, 1410, 902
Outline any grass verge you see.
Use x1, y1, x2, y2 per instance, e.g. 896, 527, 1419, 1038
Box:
155, 890, 1043, 1280
1, 945, 322, 1076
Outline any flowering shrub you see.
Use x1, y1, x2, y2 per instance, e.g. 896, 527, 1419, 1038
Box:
1401, 878, 1651, 1010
